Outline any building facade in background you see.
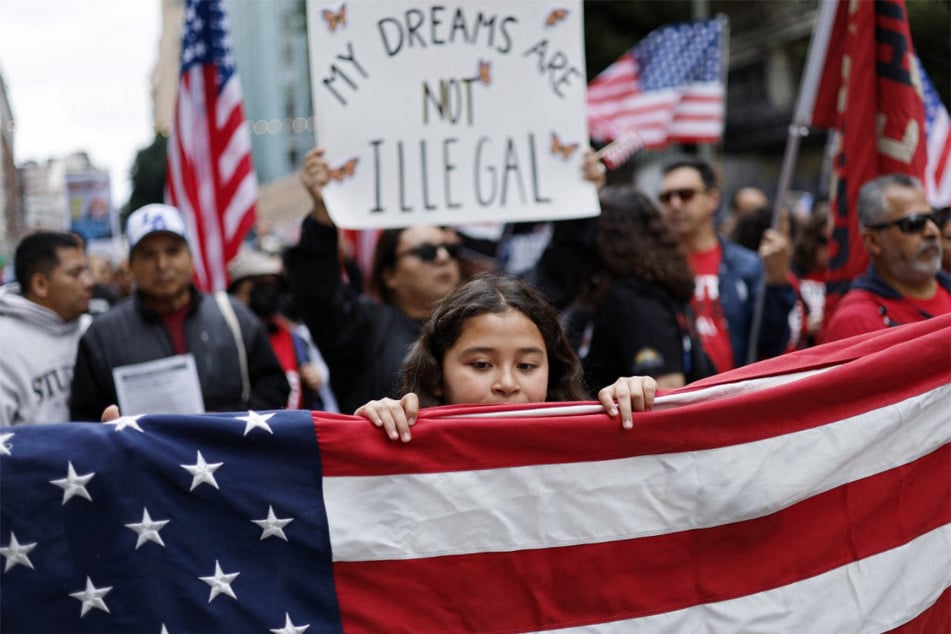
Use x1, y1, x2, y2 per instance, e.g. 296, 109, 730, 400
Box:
0, 65, 18, 272
18, 153, 111, 237
152, 0, 314, 185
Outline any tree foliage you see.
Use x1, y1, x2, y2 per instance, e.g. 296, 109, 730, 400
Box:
123, 133, 167, 230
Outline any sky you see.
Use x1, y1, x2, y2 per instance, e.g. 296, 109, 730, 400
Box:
0, 0, 162, 206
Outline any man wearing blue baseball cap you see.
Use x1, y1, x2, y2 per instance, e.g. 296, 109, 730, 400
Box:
70, 204, 288, 420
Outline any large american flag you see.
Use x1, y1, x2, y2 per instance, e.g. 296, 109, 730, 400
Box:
2, 316, 949, 632
165, 0, 257, 292
587, 17, 727, 149
918, 58, 951, 207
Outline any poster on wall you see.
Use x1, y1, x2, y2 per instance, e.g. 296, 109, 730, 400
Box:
306, 1, 599, 229
66, 170, 115, 242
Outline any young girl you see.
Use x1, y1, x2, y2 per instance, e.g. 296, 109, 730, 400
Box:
356, 273, 657, 442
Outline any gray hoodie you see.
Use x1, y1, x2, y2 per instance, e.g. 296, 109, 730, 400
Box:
0, 283, 91, 426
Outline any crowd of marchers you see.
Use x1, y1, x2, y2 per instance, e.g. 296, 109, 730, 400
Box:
1, 149, 948, 429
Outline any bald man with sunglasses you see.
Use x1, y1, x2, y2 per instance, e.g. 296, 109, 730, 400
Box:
823, 174, 950, 342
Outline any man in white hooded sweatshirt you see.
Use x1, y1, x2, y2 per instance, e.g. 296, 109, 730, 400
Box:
0, 232, 93, 426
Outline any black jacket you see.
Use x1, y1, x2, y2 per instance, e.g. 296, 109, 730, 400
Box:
582, 277, 714, 392
70, 287, 289, 421
284, 218, 423, 414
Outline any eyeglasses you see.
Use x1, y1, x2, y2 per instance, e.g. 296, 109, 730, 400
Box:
397, 242, 461, 262
866, 211, 941, 234
659, 188, 706, 205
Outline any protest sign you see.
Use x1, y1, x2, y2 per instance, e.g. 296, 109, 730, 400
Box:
66, 170, 114, 242
306, 1, 599, 228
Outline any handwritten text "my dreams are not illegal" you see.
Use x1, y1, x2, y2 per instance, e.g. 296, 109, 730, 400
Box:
319, 5, 585, 214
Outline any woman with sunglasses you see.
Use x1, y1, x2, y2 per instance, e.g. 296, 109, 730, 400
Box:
285, 147, 464, 414
822, 174, 950, 342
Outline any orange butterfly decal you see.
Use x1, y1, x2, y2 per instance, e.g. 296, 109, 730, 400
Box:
323, 4, 347, 32
478, 60, 491, 85
551, 132, 578, 160
329, 158, 358, 182
545, 8, 569, 27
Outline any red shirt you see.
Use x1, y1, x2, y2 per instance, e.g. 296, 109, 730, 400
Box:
268, 321, 303, 410
689, 245, 735, 373
823, 283, 951, 342
160, 302, 191, 355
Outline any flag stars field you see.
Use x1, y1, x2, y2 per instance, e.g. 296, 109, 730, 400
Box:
0, 432, 13, 455
69, 577, 113, 617
199, 560, 240, 603
105, 414, 145, 433
50, 461, 95, 504
0, 532, 37, 572
125, 508, 170, 549
181, 450, 223, 491
270, 612, 311, 634
237, 410, 275, 436
252, 505, 294, 541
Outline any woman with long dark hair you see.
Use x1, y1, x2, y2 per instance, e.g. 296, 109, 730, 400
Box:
581, 186, 713, 390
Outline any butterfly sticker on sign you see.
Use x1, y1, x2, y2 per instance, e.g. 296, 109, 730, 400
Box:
329, 158, 359, 182
307, 0, 598, 229
322, 4, 346, 32
545, 8, 569, 27
551, 132, 579, 160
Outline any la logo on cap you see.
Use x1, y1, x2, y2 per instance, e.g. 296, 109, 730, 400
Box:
142, 209, 172, 232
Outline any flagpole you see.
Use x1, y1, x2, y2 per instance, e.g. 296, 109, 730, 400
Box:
745, 0, 839, 364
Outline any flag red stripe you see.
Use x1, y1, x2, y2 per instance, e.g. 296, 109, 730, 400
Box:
332, 448, 949, 633
314, 318, 950, 477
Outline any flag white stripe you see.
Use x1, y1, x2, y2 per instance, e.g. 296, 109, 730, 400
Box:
672, 101, 725, 116
222, 173, 258, 237
218, 123, 251, 184
669, 122, 724, 136
324, 383, 949, 561
540, 525, 951, 634
215, 75, 242, 128
925, 110, 951, 204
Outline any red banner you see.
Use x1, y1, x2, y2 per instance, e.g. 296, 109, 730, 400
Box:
811, 0, 928, 309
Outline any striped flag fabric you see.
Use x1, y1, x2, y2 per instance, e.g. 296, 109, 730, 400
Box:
165, 0, 258, 292
587, 17, 727, 149
917, 58, 951, 207
2, 316, 949, 631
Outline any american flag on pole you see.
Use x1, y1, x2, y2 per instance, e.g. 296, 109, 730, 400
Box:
587, 17, 727, 149
2, 316, 949, 632
917, 58, 951, 207
165, 0, 258, 292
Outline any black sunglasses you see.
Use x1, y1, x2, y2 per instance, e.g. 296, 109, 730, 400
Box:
397, 242, 461, 262
659, 187, 705, 205
866, 212, 941, 234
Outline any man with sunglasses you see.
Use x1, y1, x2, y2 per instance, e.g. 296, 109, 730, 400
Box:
658, 156, 795, 373
823, 174, 950, 342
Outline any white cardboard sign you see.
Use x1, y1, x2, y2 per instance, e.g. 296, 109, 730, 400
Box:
306, 1, 599, 228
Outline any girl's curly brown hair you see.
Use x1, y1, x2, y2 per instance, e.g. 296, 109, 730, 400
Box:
399, 273, 588, 407
594, 186, 695, 303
